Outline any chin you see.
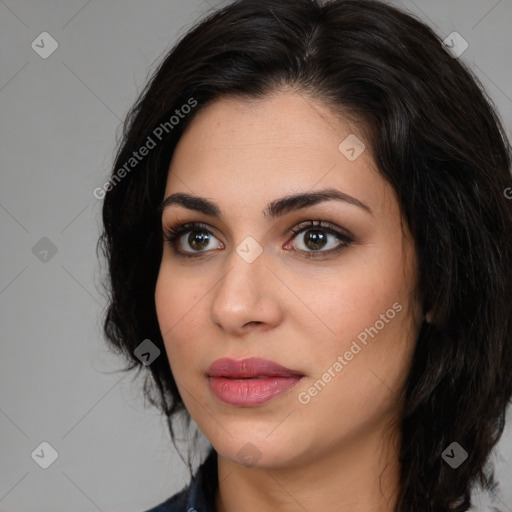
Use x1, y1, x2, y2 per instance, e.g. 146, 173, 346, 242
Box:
211, 431, 309, 470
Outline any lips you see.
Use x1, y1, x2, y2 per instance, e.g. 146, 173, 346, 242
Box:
207, 357, 303, 379
207, 357, 304, 407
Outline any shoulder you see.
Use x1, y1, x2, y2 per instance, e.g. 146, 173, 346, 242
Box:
140, 484, 189, 512
140, 448, 218, 512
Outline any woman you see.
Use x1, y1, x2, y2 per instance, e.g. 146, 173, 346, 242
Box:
98, 0, 512, 510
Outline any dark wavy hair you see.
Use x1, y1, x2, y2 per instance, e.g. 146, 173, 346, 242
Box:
97, 0, 512, 510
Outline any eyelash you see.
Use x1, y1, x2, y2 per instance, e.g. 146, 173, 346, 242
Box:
162, 220, 353, 260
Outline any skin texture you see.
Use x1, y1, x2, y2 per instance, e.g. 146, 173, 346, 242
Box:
154, 90, 425, 512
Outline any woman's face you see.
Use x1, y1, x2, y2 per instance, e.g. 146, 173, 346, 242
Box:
155, 91, 423, 469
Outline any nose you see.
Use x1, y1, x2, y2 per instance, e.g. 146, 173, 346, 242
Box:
209, 245, 283, 335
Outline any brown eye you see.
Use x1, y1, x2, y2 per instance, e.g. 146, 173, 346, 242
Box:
163, 222, 223, 258
302, 230, 328, 251
287, 220, 353, 259
186, 230, 211, 251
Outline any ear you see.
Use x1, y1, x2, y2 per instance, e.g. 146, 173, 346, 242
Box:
425, 310, 433, 323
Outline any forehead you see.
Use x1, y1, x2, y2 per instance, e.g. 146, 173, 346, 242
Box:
164, 92, 393, 217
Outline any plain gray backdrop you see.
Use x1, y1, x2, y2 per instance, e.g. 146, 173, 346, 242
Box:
1, 1, 512, 511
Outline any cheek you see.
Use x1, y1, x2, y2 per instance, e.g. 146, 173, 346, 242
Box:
296, 275, 417, 433
313, 257, 406, 338
154, 269, 203, 364
154, 271, 179, 335
154, 264, 207, 329
303, 241, 417, 375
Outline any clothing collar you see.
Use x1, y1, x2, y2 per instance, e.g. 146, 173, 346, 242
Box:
186, 448, 218, 511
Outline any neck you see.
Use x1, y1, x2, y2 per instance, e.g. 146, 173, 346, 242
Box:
215, 422, 401, 512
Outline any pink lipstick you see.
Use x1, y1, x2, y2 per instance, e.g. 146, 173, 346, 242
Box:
207, 357, 304, 407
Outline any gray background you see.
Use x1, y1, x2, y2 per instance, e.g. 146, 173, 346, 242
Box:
1, 1, 511, 511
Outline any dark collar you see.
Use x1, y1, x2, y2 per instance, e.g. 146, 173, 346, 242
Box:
144, 448, 218, 512
186, 448, 218, 511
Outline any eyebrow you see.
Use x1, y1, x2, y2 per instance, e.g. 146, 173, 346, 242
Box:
159, 187, 372, 219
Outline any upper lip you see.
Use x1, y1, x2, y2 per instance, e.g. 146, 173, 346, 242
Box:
207, 357, 304, 379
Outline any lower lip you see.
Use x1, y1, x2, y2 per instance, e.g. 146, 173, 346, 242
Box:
208, 376, 302, 406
